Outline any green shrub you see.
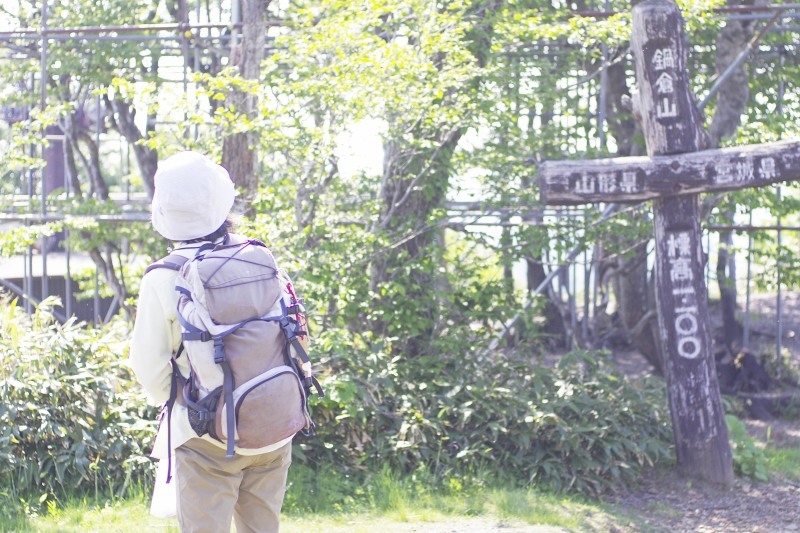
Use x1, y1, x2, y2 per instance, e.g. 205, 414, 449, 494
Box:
0, 296, 157, 501
725, 414, 768, 481
0, 292, 673, 505
303, 345, 673, 497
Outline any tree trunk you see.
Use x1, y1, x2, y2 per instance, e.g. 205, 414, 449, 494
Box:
107, 97, 158, 197
526, 256, 567, 348
60, 112, 84, 199
63, 137, 83, 199
613, 239, 665, 373
88, 244, 131, 320
369, 128, 462, 355
708, 0, 759, 356
526, 95, 567, 346
708, 1, 758, 147
76, 132, 109, 201
602, 43, 664, 370
716, 207, 741, 353
605, 54, 640, 157
221, 0, 270, 212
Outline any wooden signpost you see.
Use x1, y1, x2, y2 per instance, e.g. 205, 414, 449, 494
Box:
540, 0, 799, 485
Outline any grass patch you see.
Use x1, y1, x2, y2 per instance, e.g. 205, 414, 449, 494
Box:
9, 468, 627, 532
764, 447, 800, 481
9, 419, 800, 532
1, 491, 178, 533
280, 466, 621, 531
28, 499, 178, 533
283, 463, 598, 518
20, 433, 800, 533
740, 414, 800, 482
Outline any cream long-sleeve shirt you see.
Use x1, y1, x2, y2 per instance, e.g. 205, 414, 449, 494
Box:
129, 240, 292, 459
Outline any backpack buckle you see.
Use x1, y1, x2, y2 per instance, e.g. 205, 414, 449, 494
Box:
182, 331, 212, 342
213, 338, 225, 364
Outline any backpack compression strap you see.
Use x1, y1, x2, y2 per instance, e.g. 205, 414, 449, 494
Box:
214, 338, 237, 458
278, 302, 325, 398
165, 347, 186, 483
175, 314, 251, 458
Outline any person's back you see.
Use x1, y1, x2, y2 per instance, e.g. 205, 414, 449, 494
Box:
129, 151, 295, 533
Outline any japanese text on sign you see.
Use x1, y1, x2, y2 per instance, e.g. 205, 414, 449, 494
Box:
666, 230, 701, 359
651, 46, 678, 120
569, 170, 643, 196
714, 156, 778, 184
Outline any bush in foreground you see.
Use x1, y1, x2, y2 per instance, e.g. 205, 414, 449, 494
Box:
0, 297, 157, 502
0, 296, 672, 507
304, 337, 674, 497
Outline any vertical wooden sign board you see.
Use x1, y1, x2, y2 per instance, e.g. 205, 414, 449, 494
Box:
539, 0, 800, 484
535, 0, 768, 486
632, 0, 733, 485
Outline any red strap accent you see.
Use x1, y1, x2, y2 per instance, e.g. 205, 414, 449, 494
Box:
285, 280, 308, 340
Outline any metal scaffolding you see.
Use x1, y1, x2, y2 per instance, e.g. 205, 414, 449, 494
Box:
0, 2, 798, 370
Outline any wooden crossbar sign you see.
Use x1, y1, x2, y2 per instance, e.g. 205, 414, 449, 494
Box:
540, 140, 800, 205
537, 0, 800, 485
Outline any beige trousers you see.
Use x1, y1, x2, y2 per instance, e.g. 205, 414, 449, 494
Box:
175, 438, 292, 533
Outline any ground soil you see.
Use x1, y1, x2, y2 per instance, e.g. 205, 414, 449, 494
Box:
610, 464, 800, 533
606, 291, 800, 533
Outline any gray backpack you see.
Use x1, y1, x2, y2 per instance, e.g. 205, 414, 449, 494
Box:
148, 234, 323, 461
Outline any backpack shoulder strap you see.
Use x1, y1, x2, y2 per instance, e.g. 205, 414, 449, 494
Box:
145, 254, 189, 275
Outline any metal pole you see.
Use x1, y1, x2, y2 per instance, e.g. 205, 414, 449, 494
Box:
94, 268, 100, 324
0, 213, 151, 223
231, 0, 241, 51
25, 74, 34, 314
775, 17, 785, 378
706, 229, 711, 289
592, 241, 599, 333
180, 0, 189, 139
64, 129, 72, 318
582, 213, 590, 343
0, 21, 249, 37
597, 0, 610, 152
569, 220, 577, 351
743, 211, 753, 348
561, 4, 800, 19
126, 140, 131, 201
40, 0, 49, 302
777, 186, 783, 379
194, 0, 202, 141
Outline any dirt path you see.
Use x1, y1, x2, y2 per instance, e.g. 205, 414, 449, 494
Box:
604, 291, 800, 532
284, 519, 568, 532
608, 467, 800, 532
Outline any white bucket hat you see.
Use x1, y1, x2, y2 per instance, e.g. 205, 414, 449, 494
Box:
151, 151, 236, 241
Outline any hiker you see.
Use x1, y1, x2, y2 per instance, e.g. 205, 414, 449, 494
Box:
129, 151, 295, 533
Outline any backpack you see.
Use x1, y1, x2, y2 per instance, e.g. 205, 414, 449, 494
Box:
146, 234, 324, 462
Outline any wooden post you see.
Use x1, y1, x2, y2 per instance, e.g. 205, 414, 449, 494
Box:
631, 0, 733, 485
536, 0, 752, 486
538, 0, 800, 485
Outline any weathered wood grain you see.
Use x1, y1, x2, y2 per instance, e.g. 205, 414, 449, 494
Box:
633, 0, 734, 486
540, 140, 800, 204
